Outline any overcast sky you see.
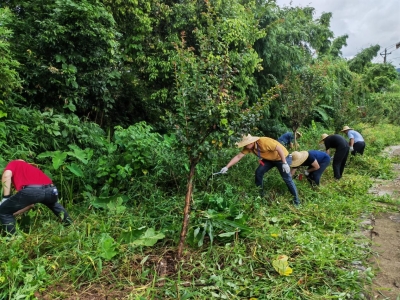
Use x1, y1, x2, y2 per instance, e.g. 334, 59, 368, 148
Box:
275, 0, 400, 66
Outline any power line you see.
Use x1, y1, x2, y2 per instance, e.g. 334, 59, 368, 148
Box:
380, 41, 400, 63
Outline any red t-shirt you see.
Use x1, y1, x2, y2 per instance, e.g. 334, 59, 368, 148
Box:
4, 160, 52, 191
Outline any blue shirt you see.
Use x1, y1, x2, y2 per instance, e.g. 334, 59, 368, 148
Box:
347, 130, 364, 143
308, 150, 330, 164
278, 132, 294, 145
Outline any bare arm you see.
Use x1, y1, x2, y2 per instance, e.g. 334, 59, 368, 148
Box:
2, 170, 12, 196
226, 153, 245, 168
349, 138, 354, 147
290, 168, 297, 176
13, 204, 35, 216
307, 160, 320, 173
275, 145, 287, 163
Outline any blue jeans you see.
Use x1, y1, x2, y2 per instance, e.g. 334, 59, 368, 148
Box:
308, 159, 330, 185
255, 156, 300, 205
0, 185, 71, 234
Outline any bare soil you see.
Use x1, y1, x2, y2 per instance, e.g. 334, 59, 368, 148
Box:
366, 146, 400, 299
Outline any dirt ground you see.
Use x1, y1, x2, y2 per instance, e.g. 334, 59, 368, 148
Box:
366, 146, 400, 299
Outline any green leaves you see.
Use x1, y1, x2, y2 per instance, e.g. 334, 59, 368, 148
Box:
37, 144, 92, 172
0, 8, 21, 95
97, 234, 118, 261
119, 227, 165, 247
6, 0, 122, 114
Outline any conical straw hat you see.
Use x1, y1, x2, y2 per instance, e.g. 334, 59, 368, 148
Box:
236, 134, 260, 148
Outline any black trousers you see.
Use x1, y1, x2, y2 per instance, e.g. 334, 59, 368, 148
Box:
352, 141, 366, 155
0, 185, 71, 234
332, 147, 350, 179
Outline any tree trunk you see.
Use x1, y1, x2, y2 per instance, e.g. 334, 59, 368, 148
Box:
293, 127, 299, 150
177, 160, 197, 259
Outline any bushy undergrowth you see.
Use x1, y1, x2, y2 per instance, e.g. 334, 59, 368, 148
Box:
1, 121, 400, 299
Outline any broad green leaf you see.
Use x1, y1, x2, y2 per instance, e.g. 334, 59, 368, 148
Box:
67, 144, 92, 164
123, 228, 165, 247
107, 197, 126, 214
52, 151, 68, 169
98, 233, 118, 260
91, 195, 129, 209
218, 232, 236, 237
36, 151, 54, 159
119, 227, 147, 243
66, 163, 83, 177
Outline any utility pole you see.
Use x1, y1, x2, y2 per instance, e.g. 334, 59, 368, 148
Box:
381, 41, 400, 63
380, 48, 391, 63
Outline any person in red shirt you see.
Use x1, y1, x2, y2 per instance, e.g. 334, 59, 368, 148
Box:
0, 159, 72, 234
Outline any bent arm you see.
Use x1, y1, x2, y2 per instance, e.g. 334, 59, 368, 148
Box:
308, 160, 320, 172
226, 152, 245, 168
2, 170, 13, 196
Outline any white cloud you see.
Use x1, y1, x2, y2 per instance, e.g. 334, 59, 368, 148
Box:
275, 0, 400, 65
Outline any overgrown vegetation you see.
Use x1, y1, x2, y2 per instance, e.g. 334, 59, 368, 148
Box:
1, 0, 400, 298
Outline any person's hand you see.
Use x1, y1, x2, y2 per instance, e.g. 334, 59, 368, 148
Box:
282, 163, 290, 173
350, 146, 354, 151
220, 166, 229, 174
304, 170, 309, 176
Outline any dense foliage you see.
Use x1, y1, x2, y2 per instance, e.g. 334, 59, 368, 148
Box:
0, 0, 400, 298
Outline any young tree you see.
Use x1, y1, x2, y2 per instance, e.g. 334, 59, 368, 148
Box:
348, 45, 380, 73
167, 0, 277, 259
280, 61, 329, 144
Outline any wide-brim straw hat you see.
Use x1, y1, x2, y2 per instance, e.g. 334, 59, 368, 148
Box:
341, 125, 353, 132
290, 151, 309, 167
236, 134, 260, 148
319, 133, 329, 143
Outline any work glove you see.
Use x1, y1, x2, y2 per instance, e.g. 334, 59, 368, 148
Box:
282, 163, 290, 173
304, 170, 309, 176
350, 146, 354, 151
220, 166, 229, 174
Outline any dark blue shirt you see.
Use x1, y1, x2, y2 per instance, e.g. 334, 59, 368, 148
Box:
278, 132, 294, 145
300, 150, 330, 166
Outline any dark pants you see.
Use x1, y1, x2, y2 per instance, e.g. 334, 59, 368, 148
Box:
0, 185, 71, 234
352, 141, 365, 155
332, 147, 349, 179
308, 159, 330, 185
255, 156, 300, 205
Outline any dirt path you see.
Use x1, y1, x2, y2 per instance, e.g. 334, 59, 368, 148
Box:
366, 146, 400, 299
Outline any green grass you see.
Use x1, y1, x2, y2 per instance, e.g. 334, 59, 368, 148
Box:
1, 123, 400, 299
